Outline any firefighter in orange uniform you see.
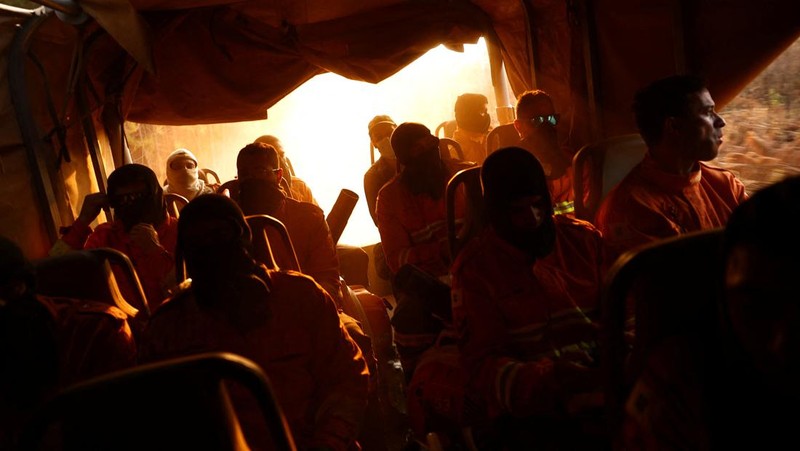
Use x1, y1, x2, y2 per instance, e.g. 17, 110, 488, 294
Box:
451, 147, 608, 449
595, 75, 748, 261
139, 195, 368, 451
52, 164, 178, 311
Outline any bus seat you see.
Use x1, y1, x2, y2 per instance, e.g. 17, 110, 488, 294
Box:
33, 248, 149, 322
19, 352, 297, 451
446, 166, 484, 261
601, 228, 723, 439
485, 123, 519, 155
572, 134, 647, 222
199, 168, 221, 186
245, 214, 298, 271
164, 192, 189, 219
435, 120, 457, 139
439, 137, 465, 161
218, 178, 296, 204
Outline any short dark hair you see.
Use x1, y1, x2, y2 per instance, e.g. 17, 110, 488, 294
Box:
515, 90, 554, 120
634, 74, 707, 147
237, 142, 279, 172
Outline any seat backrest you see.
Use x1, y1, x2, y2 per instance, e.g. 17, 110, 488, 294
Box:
34, 248, 148, 319
20, 352, 297, 451
218, 179, 239, 198
435, 120, 457, 139
446, 166, 484, 261
439, 137, 465, 161
601, 228, 724, 436
572, 134, 647, 221
245, 214, 300, 272
164, 192, 189, 219
199, 168, 222, 186
484, 123, 519, 155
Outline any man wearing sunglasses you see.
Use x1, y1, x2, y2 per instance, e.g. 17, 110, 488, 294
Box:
51, 164, 178, 311
514, 90, 575, 216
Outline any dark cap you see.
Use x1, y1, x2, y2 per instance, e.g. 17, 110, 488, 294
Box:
390, 122, 434, 165
481, 146, 551, 212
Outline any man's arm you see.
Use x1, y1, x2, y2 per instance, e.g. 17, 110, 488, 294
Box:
375, 187, 449, 276
307, 286, 370, 450
452, 261, 598, 418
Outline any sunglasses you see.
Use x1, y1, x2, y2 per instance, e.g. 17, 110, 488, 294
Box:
529, 114, 560, 126
110, 191, 148, 207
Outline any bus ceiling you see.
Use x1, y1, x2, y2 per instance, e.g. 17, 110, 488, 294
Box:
2, 0, 800, 256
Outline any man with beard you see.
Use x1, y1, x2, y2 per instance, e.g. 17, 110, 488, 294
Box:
139, 195, 369, 451
253, 135, 318, 206
452, 93, 493, 164
514, 90, 575, 216
52, 164, 178, 310
225, 142, 340, 303
163, 148, 215, 201
450, 147, 609, 449
375, 122, 474, 376
595, 75, 748, 261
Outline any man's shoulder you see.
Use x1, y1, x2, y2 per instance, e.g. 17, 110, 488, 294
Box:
37, 295, 129, 324
265, 269, 336, 313
284, 196, 325, 219
699, 162, 743, 183
451, 229, 498, 274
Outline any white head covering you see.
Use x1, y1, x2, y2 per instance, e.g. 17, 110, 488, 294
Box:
165, 148, 207, 200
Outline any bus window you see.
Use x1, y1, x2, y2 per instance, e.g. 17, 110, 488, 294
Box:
717, 37, 800, 193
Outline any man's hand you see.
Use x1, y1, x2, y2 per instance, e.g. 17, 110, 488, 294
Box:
77, 193, 109, 224
129, 223, 163, 254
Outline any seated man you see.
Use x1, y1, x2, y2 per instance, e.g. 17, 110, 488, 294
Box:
139, 195, 368, 451
226, 143, 378, 397
452, 93, 492, 164
595, 74, 748, 261
364, 114, 398, 226
164, 148, 216, 201
227, 142, 341, 303
375, 122, 474, 375
0, 236, 136, 449
254, 135, 317, 206
624, 175, 800, 449
451, 147, 608, 449
363, 114, 398, 284
514, 89, 575, 215
52, 164, 178, 310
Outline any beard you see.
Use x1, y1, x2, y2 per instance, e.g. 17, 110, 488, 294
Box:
238, 179, 285, 216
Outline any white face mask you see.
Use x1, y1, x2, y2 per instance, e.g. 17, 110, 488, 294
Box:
169, 168, 198, 187
376, 137, 395, 159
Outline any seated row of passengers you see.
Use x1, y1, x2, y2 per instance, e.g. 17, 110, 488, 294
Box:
367, 74, 757, 448
3, 133, 371, 448
0, 73, 782, 450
